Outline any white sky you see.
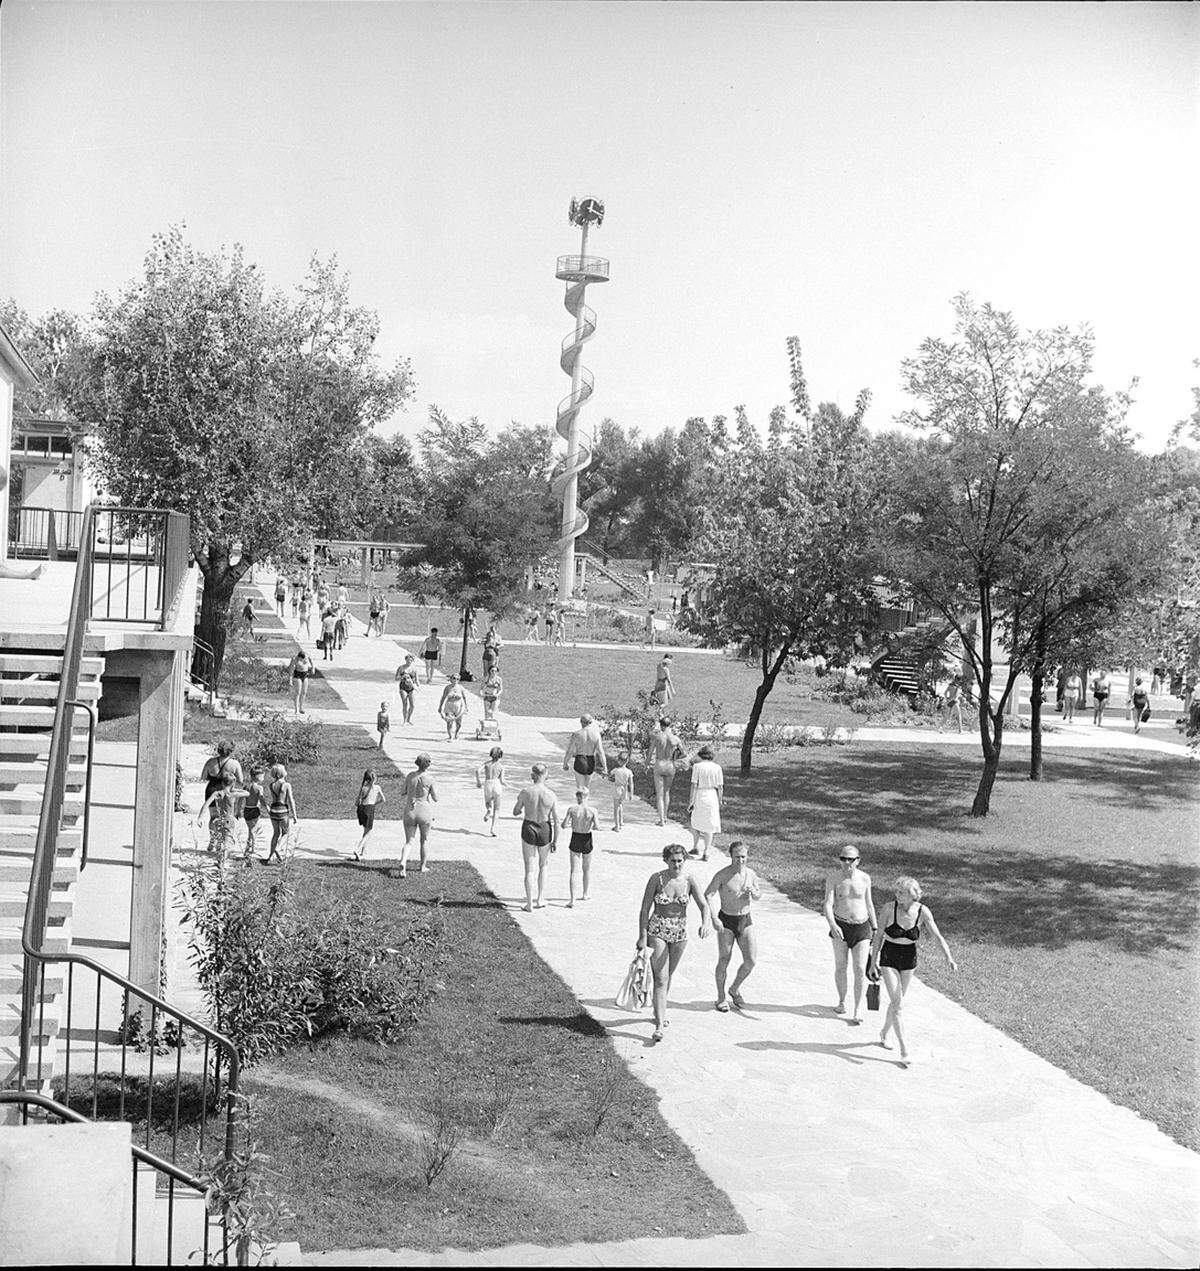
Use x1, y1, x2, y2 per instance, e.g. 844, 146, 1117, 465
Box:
2, 1, 1197, 450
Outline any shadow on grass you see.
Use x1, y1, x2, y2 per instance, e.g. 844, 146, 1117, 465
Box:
497, 1012, 607, 1036
727, 745, 1200, 956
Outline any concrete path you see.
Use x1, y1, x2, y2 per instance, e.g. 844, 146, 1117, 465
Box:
217, 600, 1200, 1267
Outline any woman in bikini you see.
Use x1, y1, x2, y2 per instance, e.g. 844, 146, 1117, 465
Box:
637, 844, 712, 1041
868, 876, 957, 1067
475, 746, 506, 837
650, 717, 684, 826
289, 647, 314, 715
438, 674, 469, 741
400, 753, 437, 877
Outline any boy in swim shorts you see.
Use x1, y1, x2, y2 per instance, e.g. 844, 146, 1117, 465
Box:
376, 700, 391, 750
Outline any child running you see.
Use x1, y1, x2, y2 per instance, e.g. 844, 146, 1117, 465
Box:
609, 751, 633, 831
560, 788, 600, 908
475, 746, 507, 837
376, 700, 391, 750
353, 769, 386, 861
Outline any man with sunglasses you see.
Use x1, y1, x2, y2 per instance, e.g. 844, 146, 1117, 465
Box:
823, 846, 878, 1024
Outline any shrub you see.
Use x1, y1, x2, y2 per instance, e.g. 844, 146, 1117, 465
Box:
221, 651, 292, 698
237, 703, 322, 773
415, 1073, 469, 1186
178, 858, 444, 1066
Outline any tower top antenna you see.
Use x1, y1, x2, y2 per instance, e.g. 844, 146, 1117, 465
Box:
568, 197, 605, 228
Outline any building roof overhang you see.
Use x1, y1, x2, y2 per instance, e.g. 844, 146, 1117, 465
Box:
0, 322, 40, 391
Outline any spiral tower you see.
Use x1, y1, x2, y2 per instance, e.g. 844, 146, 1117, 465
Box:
551, 197, 609, 599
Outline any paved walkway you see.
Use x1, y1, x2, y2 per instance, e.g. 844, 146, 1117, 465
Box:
215, 598, 1200, 1266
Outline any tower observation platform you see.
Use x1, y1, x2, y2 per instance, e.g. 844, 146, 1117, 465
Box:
555, 255, 610, 283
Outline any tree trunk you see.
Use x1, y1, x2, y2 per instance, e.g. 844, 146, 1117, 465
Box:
196, 548, 249, 693
1029, 664, 1044, 780
970, 706, 1003, 817
739, 644, 789, 776
458, 605, 472, 679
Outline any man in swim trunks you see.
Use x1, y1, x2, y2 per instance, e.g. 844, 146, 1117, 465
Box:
562, 713, 607, 791
512, 763, 559, 911
704, 839, 762, 1011
420, 627, 442, 684
823, 845, 878, 1024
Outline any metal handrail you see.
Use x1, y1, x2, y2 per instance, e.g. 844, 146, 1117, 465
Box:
65, 699, 97, 872
19, 502, 241, 1175
0, 1090, 224, 1266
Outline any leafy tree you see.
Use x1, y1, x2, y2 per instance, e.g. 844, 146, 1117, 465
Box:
0, 299, 88, 419
684, 374, 881, 775
398, 409, 559, 677
886, 295, 1161, 813
66, 229, 413, 686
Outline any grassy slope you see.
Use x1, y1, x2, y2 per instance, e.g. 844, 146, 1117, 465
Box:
718, 742, 1200, 1149
242, 860, 744, 1252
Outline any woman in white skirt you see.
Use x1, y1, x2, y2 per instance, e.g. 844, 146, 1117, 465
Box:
688, 745, 724, 861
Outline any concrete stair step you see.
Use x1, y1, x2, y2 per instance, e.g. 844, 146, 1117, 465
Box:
0, 655, 104, 676
0, 827, 84, 855
0, 678, 102, 703
0, 762, 87, 786
0, 704, 91, 726
0, 794, 85, 817
0, 1040, 55, 1089
0, 892, 72, 920
0, 929, 69, 956
0, 735, 89, 759
0, 959, 65, 995
0, 1001, 60, 1040
0, 856, 78, 886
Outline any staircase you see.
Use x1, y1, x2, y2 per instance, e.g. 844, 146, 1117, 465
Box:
0, 648, 102, 1093
870, 613, 952, 698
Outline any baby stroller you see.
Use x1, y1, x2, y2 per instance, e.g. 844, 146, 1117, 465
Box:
474, 689, 503, 742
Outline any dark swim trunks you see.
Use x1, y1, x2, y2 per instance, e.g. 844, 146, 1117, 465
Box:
521, 820, 552, 847
832, 916, 873, 947
569, 832, 594, 855
718, 910, 752, 938
573, 754, 596, 776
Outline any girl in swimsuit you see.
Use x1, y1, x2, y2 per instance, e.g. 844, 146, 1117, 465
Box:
475, 746, 506, 837
650, 718, 683, 826
352, 769, 386, 861
438, 675, 468, 740
400, 753, 437, 878
560, 789, 599, 908
867, 876, 957, 1066
265, 764, 298, 864
289, 649, 313, 715
637, 844, 712, 1041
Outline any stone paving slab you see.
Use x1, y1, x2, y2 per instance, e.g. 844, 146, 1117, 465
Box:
214, 590, 1200, 1266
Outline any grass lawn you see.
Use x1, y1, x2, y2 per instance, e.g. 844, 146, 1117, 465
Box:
440, 641, 869, 729
240, 860, 744, 1252
715, 741, 1200, 1150
180, 705, 403, 818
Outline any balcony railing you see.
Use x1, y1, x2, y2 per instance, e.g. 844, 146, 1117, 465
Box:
11, 506, 85, 560
555, 254, 611, 282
